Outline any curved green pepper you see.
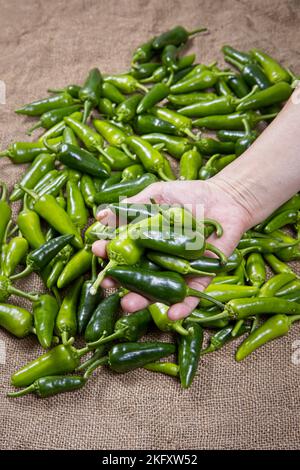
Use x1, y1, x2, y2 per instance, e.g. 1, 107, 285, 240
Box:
250, 49, 291, 84
15, 92, 76, 116
93, 173, 158, 204
27, 104, 82, 135
137, 83, 170, 114
8, 375, 86, 398
55, 276, 84, 344
1, 236, 29, 278
79, 68, 103, 123
149, 302, 189, 335
178, 320, 203, 388
104, 74, 148, 93
33, 294, 59, 349
66, 180, 88, 230
152, 25, 206, 49
0, 303, 34, 338
57, 245, 92, 289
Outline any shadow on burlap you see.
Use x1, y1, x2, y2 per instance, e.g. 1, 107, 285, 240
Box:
1, 0, 300, 450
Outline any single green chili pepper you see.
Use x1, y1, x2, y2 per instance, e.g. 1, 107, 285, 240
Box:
0, 183, 12, 248
17, 195, 45, 249
149, 106, 197, 140
106, 266, 225, 308
0, 136, 63, 163
227, 74, 250, 98
236, 82, 292, 112
132, 38, 155, 64
201, 322, 250, 355
235, 119, 258, 156
180, 147, 203, 180
238, 237, 295, 255
46, 245, 74, 290
131, 62, 160, 79
36, 170, 69, 200
102, 82, 126, 104
33, 294, 59, 349
55, 276, 83, 344
222, 45, 253, 65
11, 343, 89, 387
9, 153, 56, 202
77, 257, 100, 335
264, 254, 295, 275
19, 186, 83, 249
93, 119, 135, 158
178, 95, 238, 117
263, 210, 299, 234
195, 138, 235, 156
178, 320, 203, 388
170, 66, 195, 85
199, 153, 237, 179
168, 92, 218, 108
141, 133, 191, 159
215, 75, 234, 96
1, 236, 28, 278
199, 284, 259, 308
162, 45, 179, 72
169, 70, 230, 95
27, 104, 82, 135
121, 164, 144, 182
0, 303, 33, 338
114, 94, 142, 122
233, 257, 246, 285
189, 250, 243, 274
10, 234, 74, 280
152, 25, 207, 49
98, 171, 123, 191
146, 251, 215, 277
31, 169, 59, 194
66, 180, 88, 230
188, 308, 229, 329
193, 110, 277, 130
225, 56, 271, 89
57, 245, 92, 289
236, 313, 300, 362
144, 362, 179, 377
246, 253, 266, 287
88, 308, 152, 348
93, 173, 157, 205
8, 375, 86, 398
0, 274, 39, 302
15, 92, 77, 116
79, 68, 103, 123
216, 129, 254, 142
258, 273, 296, 297
276, 279, 300, 298
140, 66, 168, 84
149, 302, 189, 336
134, 114, 181, 136
63, 126, 79, 147
80, 175, 97, 214
84, 342, 176, 377
177, 53, 196, 69
48, 84, 81, 98
104, 74, 148, 93
250, 49, 291, 84
136, 83, 170, 115
84, 290, 123, 343
99, 146, 133, 170
98, 97, 115, 117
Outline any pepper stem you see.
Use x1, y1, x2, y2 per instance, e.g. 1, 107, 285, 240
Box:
188, 267, 216, 277
15, 184, 38, 201
83, 356, 109, 379
173, 322, 189, 336
8, 285, 39, 302
0, 181, 8, 201
77, 347, 106, 371
186, 288, 225, 309
61, 330, 70, 345
183, 128, 199, 141
195, 310, 228, 323
165, 71, 174, 87
0, 150, 10, 157
236, 85, 259, 106
136, 83, 149, 93
158, 168, 172, 182
82, 100, 93, 124
121, 144, 136, 160
200, 344, 216, 355
27, 121, 42, 135
205, 243, 228, 266
254, 112, 278, 123
204, 218, 223, 237
10, 265, 33, 281
188, 26, 207, 36
224, 56, 243, 72
288, 314, 300, 325
231, 319, 245, 337
90, 260, 117, 295
89, 328, 125, 349
7, 383, 36, 398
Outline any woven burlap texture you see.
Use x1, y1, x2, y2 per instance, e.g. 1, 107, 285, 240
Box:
1, 0, 300, 450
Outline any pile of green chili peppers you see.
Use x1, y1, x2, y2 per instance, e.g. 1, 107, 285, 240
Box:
0, 25, 300, 398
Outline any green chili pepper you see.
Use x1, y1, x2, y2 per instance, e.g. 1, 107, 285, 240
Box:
46, 245, 74, 290
55, 276, 83, 344
104, 74, 148, 93
11, 343, 89, 387
149, 106, 197, 140
263, 210, 299, 234
227, 74, 250, 98
236, 82, 292, 112
215, 74, 234, 97
193, 110, 277, 130
264, 254, 295, 275
199, 284, 259, 308
80, 175, 97, 213
77, 258, 100, 335
177, 54, 196, 69
57, 245, 92, 289
36, 170, 69, 201
121, 164, 144, 182
233, 257, 246, 285
189, 250, 242, 274
146, 251, 215, 277
222, 45, 253, 65
99, 146, 133, 170
137, 83, 170, 115
216, 129, 255, 142
99, 171, 122, 191
102, 82, 126, 103
199, 153, 237, 179
249, 49, 291, 84
106, 266, 225, 308
140, 66, 168, 84
169, 70, 230, 95
276, 279, 300, 298
225, 56, 271, 89
1, 236, 29, 278
17, 195, 45, 249
9, 153, 56, 202
162, 44, 179, 72
88, 308, 152, 347
115, 94, 142, 122
149, 302, 189, 335
8, 375, 86, 398
236, 314, 300, 361
0, 136, 63, 163
0, 303, 34, 338
235, 119, 257, 156
178, 320, 203, 388
33, 294, 59, 349
63, 126, 79, 147
131, 62, 160, 79
142, 133, 191, 159
66, 180, 88, 230
258, 273, 296, 297
152, 25, 207, 49
84, 291, 123, 343
0, 274, 39, 303
274, 230, 300, 261
48, 84, 81, 98
144, 362, 179, 377
238, 237, 295, 255
10, 234, 74, 281
32, 169, 59, 194
201, 322, 250, 355
27, 104, 82, 135
132, 38, 155, 64
134, 114, 181, 136
93, 119, 135, 157
246, 253, 266, 287
79, 68, 103, 123
15, 92, 76, 116
178, 95, 238, 117
188, 308, 229, 329
0, 183, 12, 248
168, 92, 218, 107
98, 97, 115, 117
195, 138, 235, 156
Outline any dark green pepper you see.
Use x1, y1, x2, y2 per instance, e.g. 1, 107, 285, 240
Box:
236, 82, 292, 112
27, 104, 82, 135
137, 83, 170, 114
102, 82, 126, 104
8, 375, 86, 398
134, 114, 180, 136
15, 92, 76, 116
93, 173, 158, 204
152, 25, 206, 49
79, 68, 103, 123
84, 291, 123, 343
178, 320, 203, 388
33, 294, 59, 349
195, 138, 235, 156
55, 276, 84, 344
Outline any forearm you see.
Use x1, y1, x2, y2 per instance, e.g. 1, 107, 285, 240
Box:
212, 88, 300, 228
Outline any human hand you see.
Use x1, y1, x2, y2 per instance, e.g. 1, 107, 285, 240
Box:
92, 178, 254, 320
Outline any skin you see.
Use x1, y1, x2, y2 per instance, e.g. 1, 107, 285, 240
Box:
93, 88, 300, 320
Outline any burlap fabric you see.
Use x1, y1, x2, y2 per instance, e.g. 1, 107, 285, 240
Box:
1, 0, 300, 450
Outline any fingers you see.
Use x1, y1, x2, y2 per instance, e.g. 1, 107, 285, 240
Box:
92, 240, 109, 259
121, 292, 151, 313
96, 207, 118, 227
168, 275, 211, 320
